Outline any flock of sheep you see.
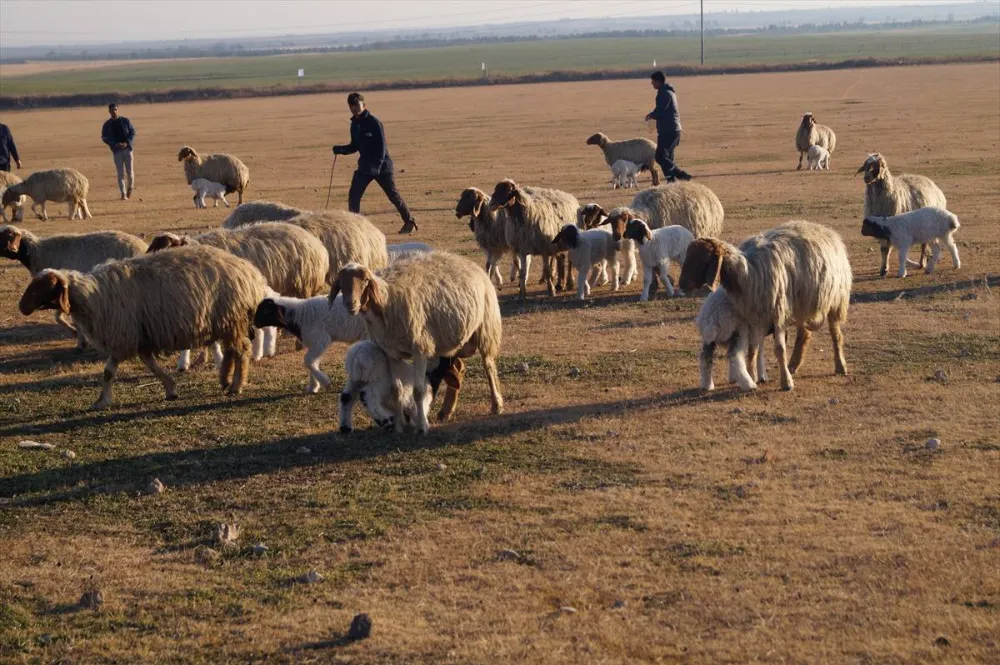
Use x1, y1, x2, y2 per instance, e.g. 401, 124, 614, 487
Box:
0, 110, 964, 435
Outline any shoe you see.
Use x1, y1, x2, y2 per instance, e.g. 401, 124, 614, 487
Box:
675, 170, 693, 181
398, 220, 418, 234
120, 194, 128, 201
127, 186, 133, 198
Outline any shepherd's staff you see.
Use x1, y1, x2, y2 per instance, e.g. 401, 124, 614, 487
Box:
324, 154, 338, 209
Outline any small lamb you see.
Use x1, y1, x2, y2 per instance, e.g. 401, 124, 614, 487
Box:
551, 223, 619, 300
861, 206, 960, 278
191, 178, 230, 209
697, 288, 768, 392
621, 219, 694, 300
806, 145, 830, 170
611, 159, 640, 189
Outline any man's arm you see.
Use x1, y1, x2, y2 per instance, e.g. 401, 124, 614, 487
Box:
368, 117, 387, 165
126, 119, 136, 142
101, 120, 115, 147
333, 131, 358, 155
5, 130, 19, 165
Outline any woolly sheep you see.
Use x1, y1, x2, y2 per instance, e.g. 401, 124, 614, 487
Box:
387, 241, 432, 262
861, 207, 960, 278
679, 220, 852, 391
621, 220, 694, 299
281, 210, 389, 283
178, 146, 250, 205
18, 246, 268, 408
602, 183, 725, 240
857, 152, 947, 275
0, 171, 25, 223
488, 179, 577, 300
222, 200, 306, 229
191, 178, 230, 208
586, 132, 659, 185
455, 187, 519, 287
329, 251, 504, 434
795, 113, 837, 170
1, 168, 91, 221
696, 288, 769, 392
551, 224, 619, 301
611, 159, 640, 189
806, 145, 830, 171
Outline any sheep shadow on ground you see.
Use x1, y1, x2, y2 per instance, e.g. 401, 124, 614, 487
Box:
0, 323, 75, 346
0, 386, 744, 506
0, 346, 102, 376
851, 273, 998, 304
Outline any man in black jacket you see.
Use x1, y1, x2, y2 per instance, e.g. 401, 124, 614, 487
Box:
645, 71, 692, 183
101, 103, 136, 200
333, 93, 418, 235
0, 122, 21, 173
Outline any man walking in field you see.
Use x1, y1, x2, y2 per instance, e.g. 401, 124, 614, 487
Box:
645, 71, 693, 183
333, 92, 418, 235
0, 122, 21, 172
101, 103, 136, 200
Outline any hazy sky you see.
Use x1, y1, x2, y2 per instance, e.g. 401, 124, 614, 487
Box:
0, 0, 988, 47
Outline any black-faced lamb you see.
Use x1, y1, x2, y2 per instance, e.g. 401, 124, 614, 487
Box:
586, 133, 659, 185
1, 168, 91, 221
621, 220, 694, 299
861, 207, 960, 278
178, 146, 250, 205
551, 224, 619, 301
795, 113, 836, 170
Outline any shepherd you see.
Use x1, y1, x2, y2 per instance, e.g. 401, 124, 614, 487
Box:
645, 71, 693, 183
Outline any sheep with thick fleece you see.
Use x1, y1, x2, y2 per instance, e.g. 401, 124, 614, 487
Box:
806, 145, 830, 171
795, 113, 837, 170
611, 159, 640, 189
603, 183, 725, 240
0, 171, 25, 223
278, 210, 389, 283
178, 146, 250, 205
586, 133, 659, 185
253, 293, 366, 393
621, 220, 694, 299
858, 152, 947, 275
191, 178, 230, 208
18, 246, 268, 408
489, 179, 577, 300
861, 207, 960, 278
679, 221, 852, 392
551, 224, 619, 301
696, 288, 768, 392
222, 200, 306, 229
1, 168, 91, 221
387, 241, 431, 262
455, 187, 519, 287
330, 251, 504, 433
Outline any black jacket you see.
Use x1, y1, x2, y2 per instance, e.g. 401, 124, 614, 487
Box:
649, 83, 682, 136
102, 116, 136, 151
0, 123, 19, 170
334, 110, 391, 176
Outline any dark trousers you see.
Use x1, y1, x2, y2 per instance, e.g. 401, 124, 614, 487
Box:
348, 168, 414, 223
655, 133, 681, 181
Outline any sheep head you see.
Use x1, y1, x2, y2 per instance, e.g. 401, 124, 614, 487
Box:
623, 219, 652, 245
145, 232, 190, 253
800, 113, 816, 129
0, 225, 23, 260
551, 224, 581, 251
177, 146, 199, 162
861, 217, 891, 240
488, 179, 521, 213
455, 188, 488, 230
1, 188, 20, 208
330, 263, 386, 316
19, 269, 70, 316
577, 203, 607, 229
857, 153, 886, 184
598, 207, 634, 243
253, 298, 286, 330
679, 238, 726, 293
585, 133, 609, 148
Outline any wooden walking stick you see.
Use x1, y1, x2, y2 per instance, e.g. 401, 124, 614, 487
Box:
324, 154, 338, 209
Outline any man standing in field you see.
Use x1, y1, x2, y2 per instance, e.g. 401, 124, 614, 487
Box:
101, 103, 136, 200
0, 122, 21, 172
645, 71, 692, 183
333, 92, 418, 235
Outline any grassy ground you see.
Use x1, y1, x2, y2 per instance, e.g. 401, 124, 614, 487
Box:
0, 62, 998, 664
1, 23, 998, 95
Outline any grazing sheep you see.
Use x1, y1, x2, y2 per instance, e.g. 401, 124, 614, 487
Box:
191, 178, 230, 208
18, 246, 268, 408
222, 200, 306, 229
329, 251, 504, 433
551, 224, 619, 301
679, 221, 852, 391
178, 146, 250, 205
795, 113, 837, 170
0, 171, 25, 223
455, 186, 519, 287
488, 179, 578, 300
387, 241, 432, 262
806, 145, 831, 171
696, 288, 769, 392
1, 168, 91, 221
621, 219, 694, 299
586, 132, 659, 185
253, 294, 366, 393
861, 207, 960, 278
858, 152, 947, 274
611, 159, 641, 189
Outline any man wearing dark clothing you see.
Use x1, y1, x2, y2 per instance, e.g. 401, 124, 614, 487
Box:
0, 123, 21, 172
645, 71, 692, 183
333, 92, 418, 235
101, 103, 136, 200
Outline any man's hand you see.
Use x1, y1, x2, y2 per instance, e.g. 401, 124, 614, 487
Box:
644, 113, 653, 122
332, 146, 343, 155
14, 160, 21, 169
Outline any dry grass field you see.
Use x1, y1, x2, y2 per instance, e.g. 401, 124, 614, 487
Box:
1, 62, 998, 664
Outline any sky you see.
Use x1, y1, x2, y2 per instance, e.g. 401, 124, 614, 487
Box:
0, 0, 991, 47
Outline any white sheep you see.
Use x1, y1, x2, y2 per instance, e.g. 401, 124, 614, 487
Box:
387, 241, 432, 262
455, 187, 520, 288
1, 168, 91, 221
330, 251, 504, 434
191, 178, 230, 208
253, 293, 367, 393
679, 221, 852, 392
620, 220, 694, 299
178, 146, 250, 205
586, 133, 659, 185
611, 159, 640, 189
0, 171, 26, 223
806, 145, 830, 171
861, 207, 960, 278
551, 224, 619, 300
577, 203, 638, 288
795, 113, 837, 170
18, 246, 268, 408
696, 288, 768, 392
222, 200, 307, 228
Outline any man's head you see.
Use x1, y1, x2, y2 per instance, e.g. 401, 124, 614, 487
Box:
108, 103, 119, 119
650, 71, 665, 90
347, 92, 365, 118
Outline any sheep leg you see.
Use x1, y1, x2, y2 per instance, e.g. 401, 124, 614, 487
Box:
338, 380, 362, 433
879, 241, 891, 277
177, 349, 192, 372
787, 326, 812, 375
221, 193, 230, 208
797, 151, 804, 170
508, 255, 519, 284
925, 241, 941, 274
410, 356, 431, 434
304, 346, 331, 394
577, 265, 589, 301
564, 255, 574, 291
650, 164, 660, 186
916, 243, 928, 269
640, 266, 654, 301
264, 327, 277, 356
699, 341, 716, 391
944, 234, 961, 270
67, 201, 76, 220
774, 326, 794, 391
54, 311, 77, 337
212, 343, 225, 368
623, 247, 637, 286
92, 357, 120, 410
896, 242, 910, 278
436, 357, 465, 422
727, 329, 757, 392
482, 351, 504, 415
252, 331, 265, 361
518, 253, 530, 302
227, 348, 249, 396
219, 349, 236, 391
139, 352, 177, 401
389, 360, 409, 433
660, 259, 675, 297
829, 317, 848, 376
756, 337, 768, 383
610, 258, 620, 292
40, 202, 49, 221
545, 255, 557, 297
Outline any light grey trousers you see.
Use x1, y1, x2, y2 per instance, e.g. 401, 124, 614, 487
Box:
113, 148, 134, 196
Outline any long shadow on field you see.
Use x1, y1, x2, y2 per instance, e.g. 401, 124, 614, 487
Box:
851, 273, 998, 304
0, 346, 102, 376
0, 387, 741, 505
0, 323, 75, 346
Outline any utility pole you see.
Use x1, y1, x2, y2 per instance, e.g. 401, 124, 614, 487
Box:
700, 0, 705, 65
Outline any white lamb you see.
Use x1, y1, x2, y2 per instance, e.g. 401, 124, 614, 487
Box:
191, 178, 230, 209
611, 159, 640, 189
806, 145, 830, 171
338, 341, 428, 432
551, 224, 619, 300
620, 219, 694, 300
696, 288, 768, 392
861, 206, 960, 278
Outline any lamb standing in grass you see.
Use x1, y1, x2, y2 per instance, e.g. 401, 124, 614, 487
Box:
551, 224, 619, 301
861, 207, 960, 278
1, 168, 91, 221
611, 159, 641, 189
696, 288, 769, 392
806, 145, 830, 171
191, 178, 230, 208
620, 219, 694, 299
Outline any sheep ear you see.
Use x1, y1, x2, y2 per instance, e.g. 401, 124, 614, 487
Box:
472, 199, 483, 218
645, 228, 653, 242
594, 205, 606, 217
361, 272, 386, 314
275, 304, 286, 327
55, 276, 71, 315
708, 248, 726, 293
598, 216, 612, 226
328, 279, 341, 305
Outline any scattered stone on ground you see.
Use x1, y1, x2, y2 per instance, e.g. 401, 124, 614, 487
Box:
18, 440, 55, 450
78, 589, 103, 609
348, 613, 372, 640
145, 478, 165, 495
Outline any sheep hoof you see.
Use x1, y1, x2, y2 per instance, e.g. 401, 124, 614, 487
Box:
166, 394, 178, 401
339, 426, 352, 434
89, 400, 111, 411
